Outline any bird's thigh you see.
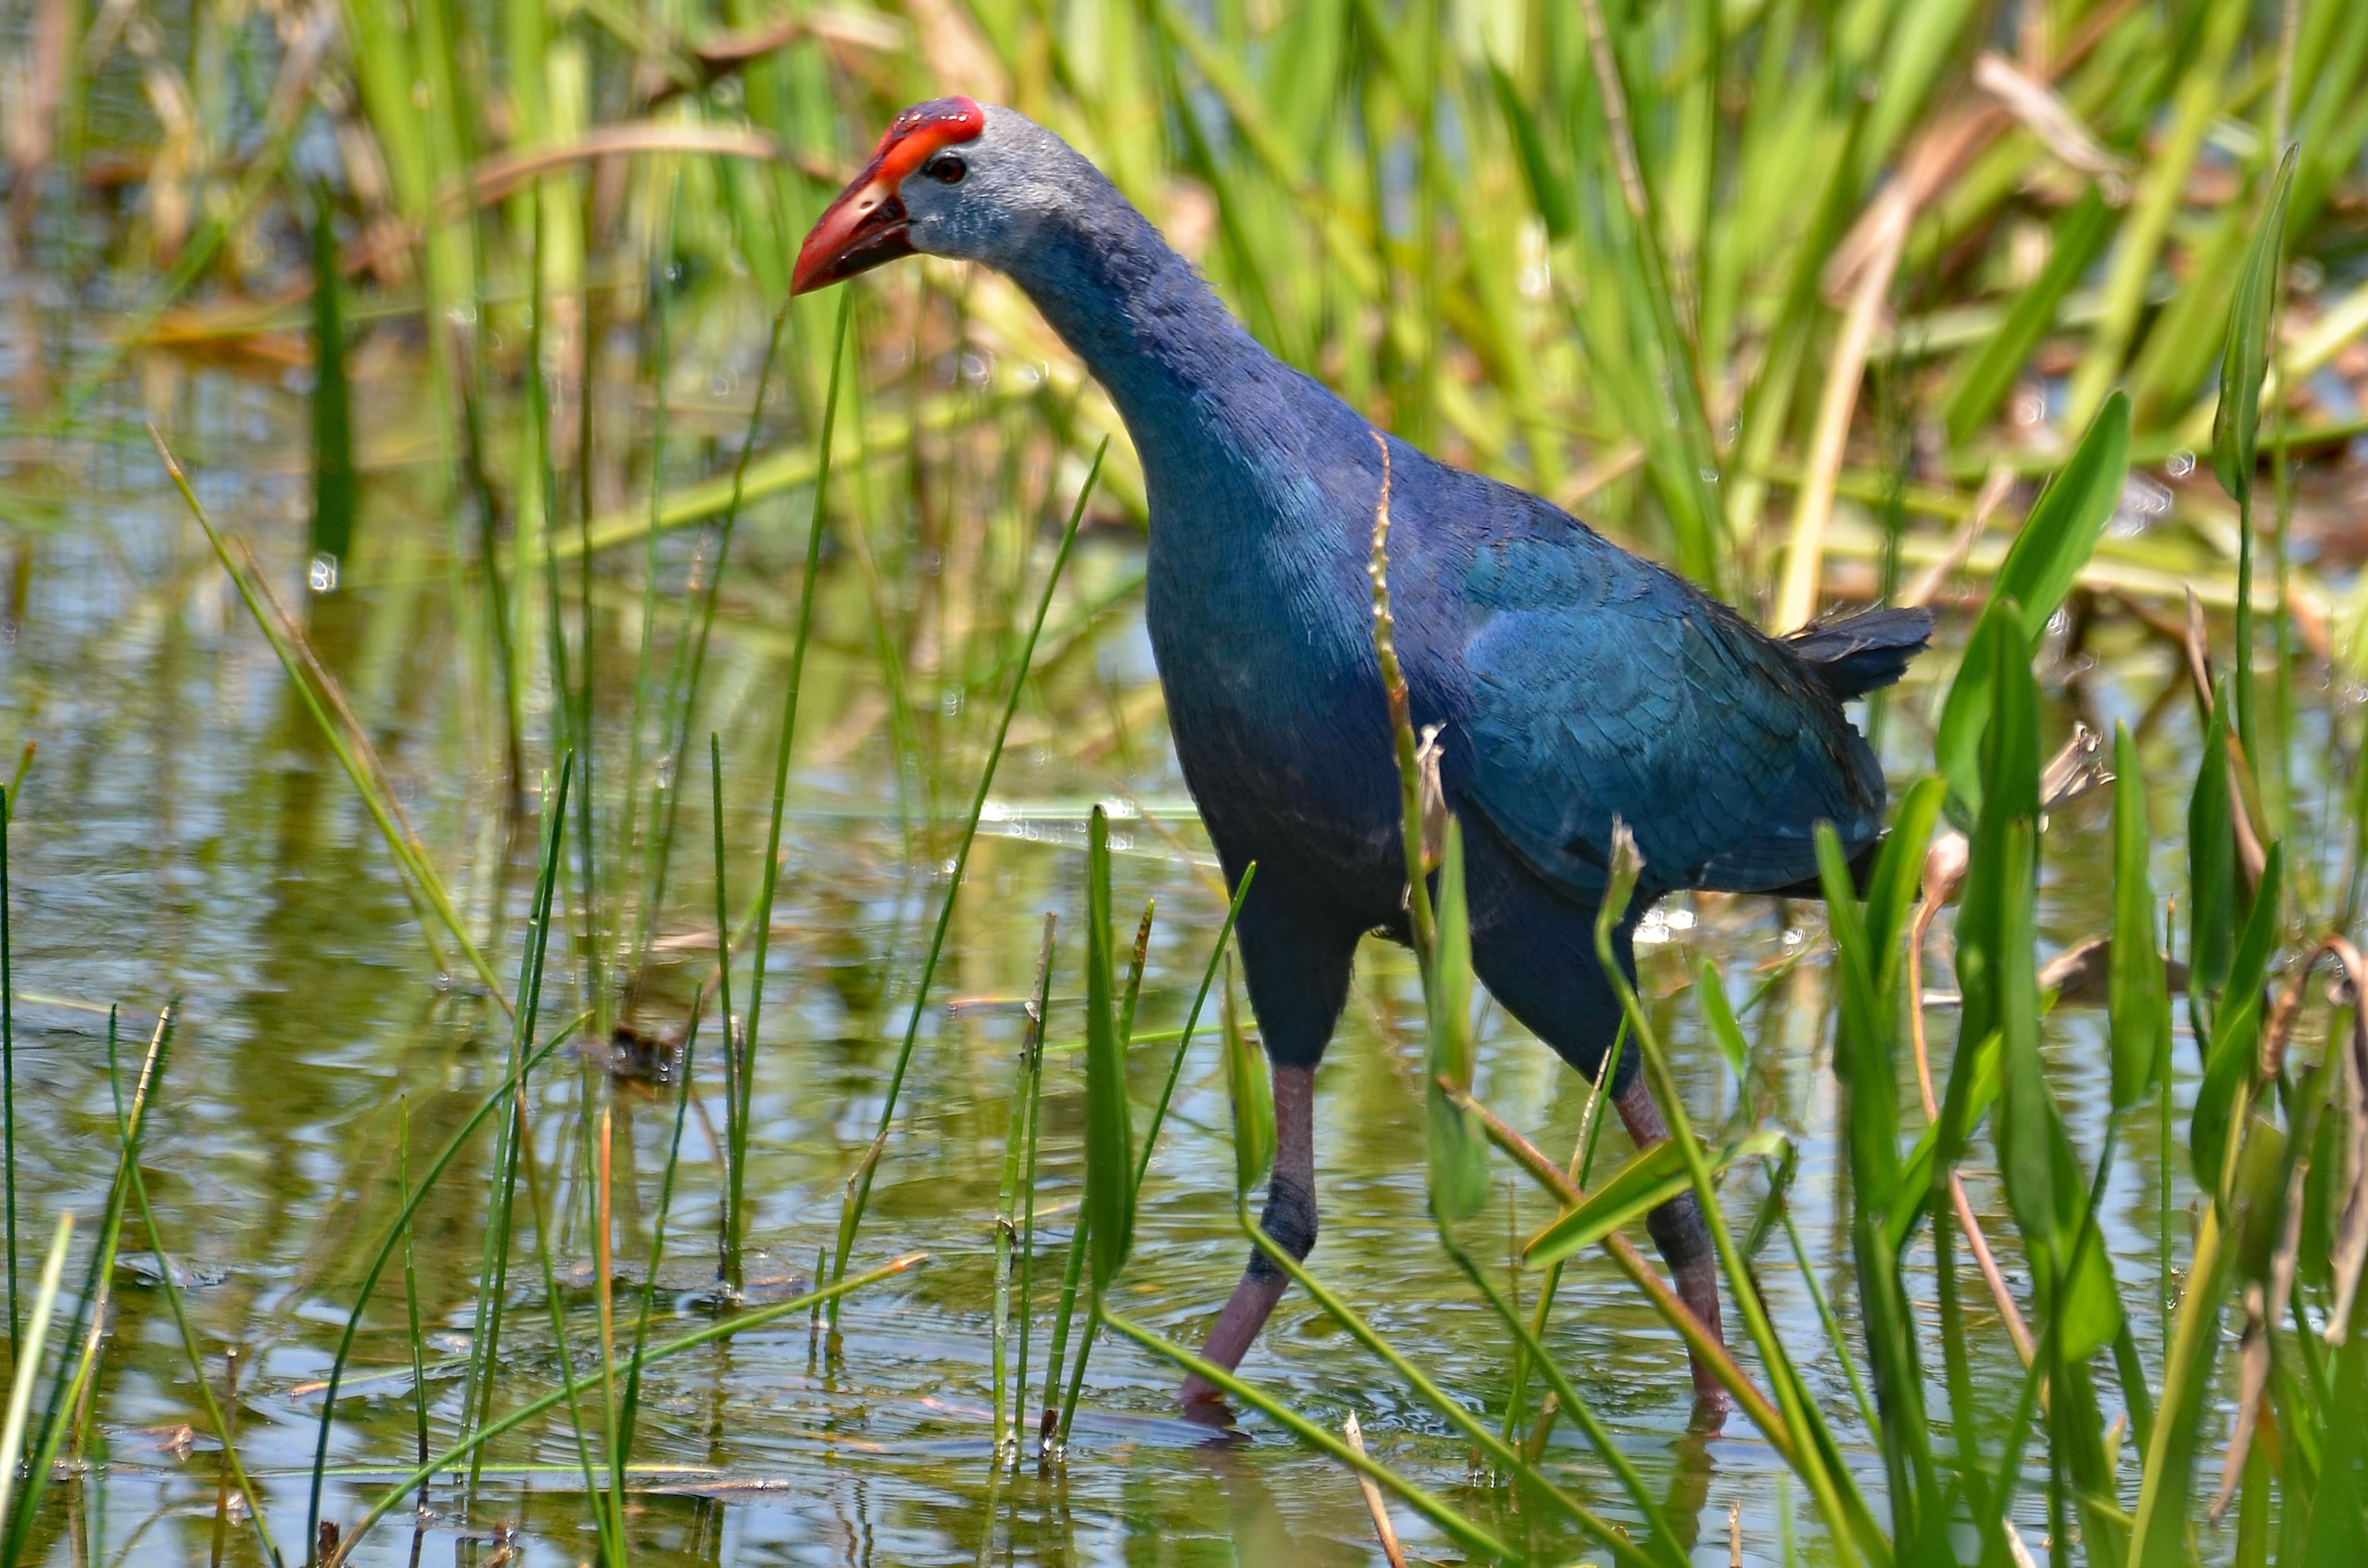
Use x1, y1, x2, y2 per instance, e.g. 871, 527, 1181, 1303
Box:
1230, 882, 1363, 1071
1459, 839, 1640, 1093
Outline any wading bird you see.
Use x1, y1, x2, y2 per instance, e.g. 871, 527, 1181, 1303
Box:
792, 97, 1929, 1418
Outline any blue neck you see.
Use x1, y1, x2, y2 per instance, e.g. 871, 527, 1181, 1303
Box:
1002, 189, 1358, 512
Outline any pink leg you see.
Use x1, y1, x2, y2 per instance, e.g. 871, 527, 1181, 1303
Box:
1616, 1077, 1730, 1421
1181, 1063, 1316, 1411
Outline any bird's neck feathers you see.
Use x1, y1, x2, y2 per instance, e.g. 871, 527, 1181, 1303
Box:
1000, 167, 1360, 495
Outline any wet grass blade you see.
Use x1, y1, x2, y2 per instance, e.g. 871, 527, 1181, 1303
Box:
1054, 807, 1136, 1448
7, 1007, 168, 1562
710, 732, 738, 1285
1, 781, 14, 1347
1010, 915, 1057, 1457
2215, 147, 2301, 512
1222, 1200, 1663, 1568
992, 916, 1057, 1461
1934, 400, 2127, 826
0, 1213, 69, 1538
2219, 147, 2300, 760
1593, 826, 1885, 1564
617, 997, 699, 1469
306, 755, 571, 1559
399, 1101, 430, 1492
514, 1054, 619, 1565
2110, 722, 2170, 1113
1222, 951, 1272, 1200
151, 429, 510, 1010
1425, 822, 1487, 1226
1435, 1235, 1690, 1568
325, 1254, 928, 1565
731, 292, 852, 1294
2191, 681, 2240, 1011
110, 1015, 281, 1566
1525, 1131, 1787, 1267
1988, 391, 2130, 642
2129, 1206, 2229, 1568
308, 184, 356, 579
1110, 1310, 1533, 1566
829, 439, 1107, 1302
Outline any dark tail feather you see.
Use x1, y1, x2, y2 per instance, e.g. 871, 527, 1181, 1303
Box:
1784, 606, 1935, 700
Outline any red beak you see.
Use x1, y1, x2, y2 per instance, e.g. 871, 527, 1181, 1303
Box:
793, 97, 987, 295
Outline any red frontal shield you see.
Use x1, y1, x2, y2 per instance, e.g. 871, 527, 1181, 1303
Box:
792, 97, 987, 294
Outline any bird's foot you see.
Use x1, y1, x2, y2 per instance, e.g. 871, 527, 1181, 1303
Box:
1177, 1379, 1236, 1427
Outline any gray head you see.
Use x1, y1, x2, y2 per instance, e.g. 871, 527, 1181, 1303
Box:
792, 99, 1113, 294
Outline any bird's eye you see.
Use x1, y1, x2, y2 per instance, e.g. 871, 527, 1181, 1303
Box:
928, 154, 967, 185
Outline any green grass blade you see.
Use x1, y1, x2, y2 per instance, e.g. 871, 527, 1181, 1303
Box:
1082, 806, 1134, 1298
1099, 1309, 1526, 1567
1425, 821, 1487, 1225
1138, 865, 1256, 1196
308, 185, 356, 577
1221, 952, 1272, 1200
111, 1023, 281, 1567
305, 756, 572, 1557
2215, 147, 2301, 508
832, 440, 1109, 1301
326, 1254, 927, 1564
1, 782, 14, 1348
734, 293, 854, 1292
0, 1214, 72, 1536
2110, 722, 2170, 1113
1989, 391, 2131, 641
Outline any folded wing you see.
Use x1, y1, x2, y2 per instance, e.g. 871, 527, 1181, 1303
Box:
1459, 530, 1906, 900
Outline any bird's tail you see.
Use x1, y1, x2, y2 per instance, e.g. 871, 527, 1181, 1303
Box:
1783, 606, 1935, 700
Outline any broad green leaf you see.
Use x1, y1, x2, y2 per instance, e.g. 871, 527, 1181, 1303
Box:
1990, 391, 2131, 641
1954, 609, 2041, 1060
2048, 1110, 2125, 1360
1821, 823, 1900, 1218
1992, 816, 2055, 1241
1934, 600, 2022, 830
1698, 958, 1749, 1083
1524, 1131, 1785, 1267
2131, 1208, 2232, 1568
2299, 1329, 2368, 1563
1923, 1029, 1999, 1225
2109, 722, 2171, 1112
2213, 147, 2299, 506
2228, 1114, 2290, 1286
2193, 842, 2282, 1198
1082, 808, 1135, 1295
1868, 776, 1946, 978
2189, 683, 2238, 1005
1221, 954, 1272, 1199
1426, 820, 1489, 1225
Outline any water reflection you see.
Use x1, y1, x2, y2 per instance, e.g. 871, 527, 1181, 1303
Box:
0, 344, 2271, 1565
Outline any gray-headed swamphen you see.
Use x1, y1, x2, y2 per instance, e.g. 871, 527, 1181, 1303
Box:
792, 97, 1931, 1420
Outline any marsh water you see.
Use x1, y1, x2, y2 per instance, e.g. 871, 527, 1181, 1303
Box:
0, 306, 2300, 1568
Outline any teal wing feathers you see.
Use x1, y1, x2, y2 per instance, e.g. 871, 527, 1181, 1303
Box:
1459, 533, 1886, 900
